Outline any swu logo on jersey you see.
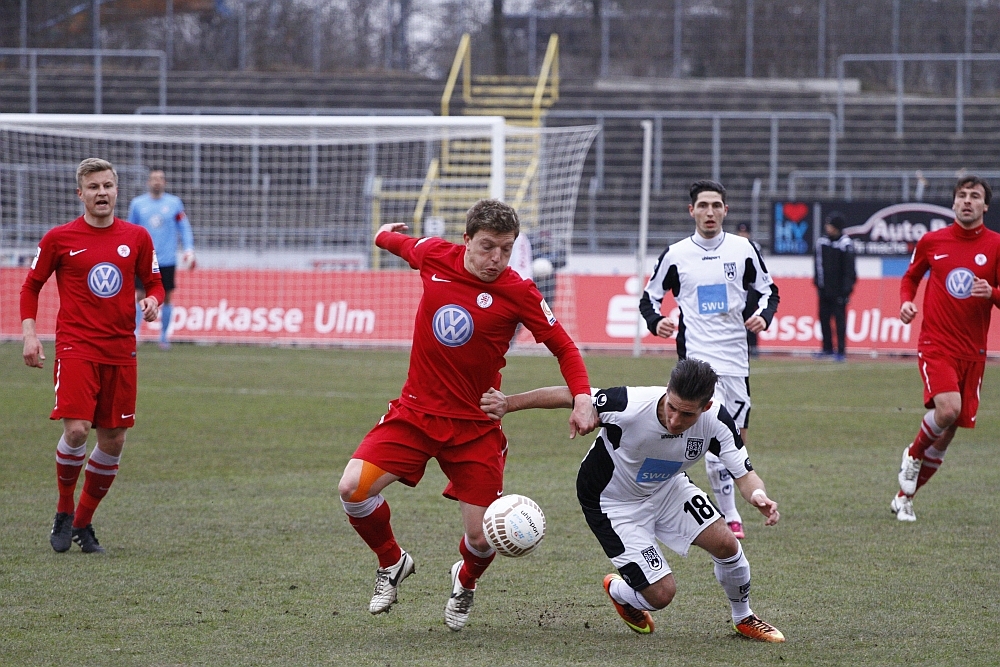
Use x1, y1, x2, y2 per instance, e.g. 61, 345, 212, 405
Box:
946, 268, 975, 299
88, 263, 123, 298
697, 284, 728, 314
635, 458, 682, 483
641, 546, 663, 571
433, 304, 474, 346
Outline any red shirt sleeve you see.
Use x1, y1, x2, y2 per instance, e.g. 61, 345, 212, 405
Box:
376, 230, 424, 268
542, 326, 591, 397
137, 231, 165, 306
20, 236, 57, 321
900, 238, 930, 304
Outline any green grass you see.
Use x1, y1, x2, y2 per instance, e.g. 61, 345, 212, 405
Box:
2, 343, 999, 665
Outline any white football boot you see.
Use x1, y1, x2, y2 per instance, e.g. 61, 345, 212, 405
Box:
369, 550, 415, 614
890, 494, 916, 522
898, 446, 922, 497
444, 561, 476, 631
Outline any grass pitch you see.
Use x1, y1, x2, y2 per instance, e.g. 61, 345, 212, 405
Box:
2, 343, 999, 666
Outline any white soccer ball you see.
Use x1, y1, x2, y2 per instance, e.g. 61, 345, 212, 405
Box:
483, 494, 546, 558
531, 257, 554, 278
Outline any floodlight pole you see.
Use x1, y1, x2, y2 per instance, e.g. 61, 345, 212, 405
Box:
633, 120, 653, 358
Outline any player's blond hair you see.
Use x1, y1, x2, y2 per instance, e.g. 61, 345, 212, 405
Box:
466, 199, 519, 238
76, 158, 118, 189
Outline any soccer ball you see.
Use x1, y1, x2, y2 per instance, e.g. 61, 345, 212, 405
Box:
531, 257, 554, 278
482, 494, 546, 558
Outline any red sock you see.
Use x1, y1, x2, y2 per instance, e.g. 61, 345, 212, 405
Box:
458, 535, 496, 589
73, 471, 116, 528
914, 453, 944, 494
908, 413, 944, 460
55, 437, 86, 514
348, 500, 402, 568
73, 448, 120, 529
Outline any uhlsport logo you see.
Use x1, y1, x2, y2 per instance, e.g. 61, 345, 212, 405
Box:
433, 304, 474, 347
88, 262, 123, 298
945, 268, 975, 299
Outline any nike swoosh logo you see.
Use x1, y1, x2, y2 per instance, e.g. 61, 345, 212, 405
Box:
933, 254, 949, 260
69, 249, 87, 256
430, 274, 451, 282
496, 490, 504, 497
121, 413, 135, 419
387, 560, 410, 586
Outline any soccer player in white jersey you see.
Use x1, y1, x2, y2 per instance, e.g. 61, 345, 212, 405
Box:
639, 180, 779, 539
480, 358, 784, 642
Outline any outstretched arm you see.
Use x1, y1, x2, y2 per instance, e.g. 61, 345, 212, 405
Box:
734, 471, 779, 526
480, 386, 574, 420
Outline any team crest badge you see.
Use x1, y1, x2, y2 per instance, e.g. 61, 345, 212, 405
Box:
723, 262, 737, 281
685, 438, 704, 460
117, 244, 130, 258
477, 292, 493, 308
641, 546, 662, 571
976, 253, 987, 266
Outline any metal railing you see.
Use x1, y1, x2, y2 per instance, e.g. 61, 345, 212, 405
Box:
836, 53, 1000, 136
787, 169, 1000, 201
545, 110, 838, 196
134, 106, 432, 116
0, 48, 167, 114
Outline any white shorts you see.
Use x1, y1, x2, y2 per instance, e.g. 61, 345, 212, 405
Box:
714, 375, 751, 430
582, 474, 723, 590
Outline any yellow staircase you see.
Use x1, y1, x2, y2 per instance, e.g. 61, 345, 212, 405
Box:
370, 33, 559, 267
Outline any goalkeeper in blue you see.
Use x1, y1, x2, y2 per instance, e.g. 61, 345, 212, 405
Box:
480, 358, 784, 642
129, 170, 195, 349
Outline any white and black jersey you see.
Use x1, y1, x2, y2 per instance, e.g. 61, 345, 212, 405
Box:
576, 386, 753, 511
640, 232, 779, 376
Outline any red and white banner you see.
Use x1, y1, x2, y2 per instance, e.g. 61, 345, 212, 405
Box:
4, 268, 999, 355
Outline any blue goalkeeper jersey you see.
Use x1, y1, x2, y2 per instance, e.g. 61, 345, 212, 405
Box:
127, 192, 193, 267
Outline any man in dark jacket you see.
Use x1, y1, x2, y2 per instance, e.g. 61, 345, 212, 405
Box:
814, 213, 856, 360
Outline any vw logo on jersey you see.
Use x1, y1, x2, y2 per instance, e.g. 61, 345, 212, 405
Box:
88, 262, 123, 298
945, 268, 975, 299
433, 304, 474, 347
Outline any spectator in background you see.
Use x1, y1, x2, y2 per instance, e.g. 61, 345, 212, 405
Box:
814, 213, 856, 361
129, 170, 195, 350
736, 222, 762, 357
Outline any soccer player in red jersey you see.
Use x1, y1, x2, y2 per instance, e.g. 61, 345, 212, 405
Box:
21, 158, 164, 553
892, 175, 1000, 522
337, 199, 599, 630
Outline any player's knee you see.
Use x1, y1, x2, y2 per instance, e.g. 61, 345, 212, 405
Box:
337, 472, 361, 502
465, 530, 490, 553
63, 422, 90, 446
338, 460, 387, 502
641, 577, 676, 609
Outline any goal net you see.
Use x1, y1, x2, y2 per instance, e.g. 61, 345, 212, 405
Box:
0, 114, 598, 346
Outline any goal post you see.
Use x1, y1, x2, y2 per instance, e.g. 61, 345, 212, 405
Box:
0, 114, 598, 346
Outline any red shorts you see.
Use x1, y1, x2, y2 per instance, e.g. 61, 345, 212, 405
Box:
51, 358, 137, 429
917, 351, 984, 428
353, 400, 507, 507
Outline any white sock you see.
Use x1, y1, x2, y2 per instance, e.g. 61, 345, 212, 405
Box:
705, 453, 741, 523
464, 534, 495, 558
922, 411, 945, 437
714, 543, 752, 622
341, 494, 384, 518
609, 577, 658, 611
56, 435, 87, 464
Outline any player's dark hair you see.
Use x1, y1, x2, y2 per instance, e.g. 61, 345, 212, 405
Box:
689, 180, 726, 205
466, 199, 520, 238
954, 175, 992, 206
76, 157, 118, 189
668, 359, 718, 406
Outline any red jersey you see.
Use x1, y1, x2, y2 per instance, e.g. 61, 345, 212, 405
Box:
900, 221, 1000, 359
378, 231, 590, 420
21, 216, 165, 365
